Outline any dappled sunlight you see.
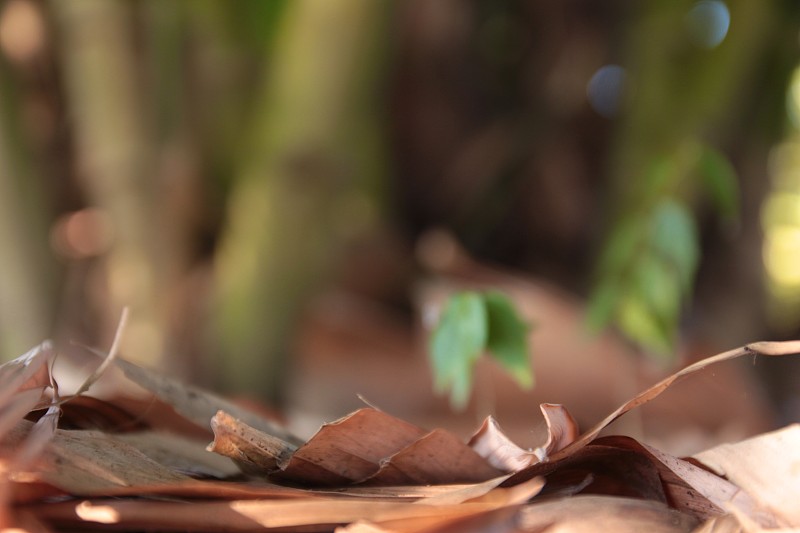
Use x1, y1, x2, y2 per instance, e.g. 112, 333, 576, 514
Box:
75, 502, 121, 525
763, 65, 800, 330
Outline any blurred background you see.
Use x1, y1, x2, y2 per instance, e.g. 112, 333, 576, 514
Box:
1, 0, 800, 450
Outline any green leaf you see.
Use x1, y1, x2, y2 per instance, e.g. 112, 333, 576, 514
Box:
698, 146, 739, 222
650, 200, 700, 294
483, 292, 533, 389
429, 292, 488, 410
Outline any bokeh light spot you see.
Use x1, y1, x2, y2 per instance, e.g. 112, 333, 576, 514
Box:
787, 67, 800, 131
50, 208, 114, 259
685, 1, 730, 49
0, 0, 45, 63
587, 64, 626, 118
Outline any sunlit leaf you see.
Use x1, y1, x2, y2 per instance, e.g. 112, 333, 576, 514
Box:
698, 146, 739, 222
483, 292, 533, 389
429, 292, 488, 410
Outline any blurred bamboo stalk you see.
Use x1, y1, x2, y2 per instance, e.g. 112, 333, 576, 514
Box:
0, 58, 54, 358
49, 0, 165, 363
214, 0, 387, 403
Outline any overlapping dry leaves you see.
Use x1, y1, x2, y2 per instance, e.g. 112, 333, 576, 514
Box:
2, 337, 800, 532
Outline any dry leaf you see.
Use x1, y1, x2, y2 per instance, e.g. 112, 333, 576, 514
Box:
693, 424, 800, 528
468, 416, 531, 472
116, 430, 241, 479
277, 408, 427, 485
5, 339, 800, 532
110, 357, 302, 444
504, 442, 667, 502
468, 403, 579, 472
365, 428, 504, 485
4, 420, 189, 495
0, 342, 54, 442
207, 410, 296, 475
28, 477, 543, 532
587, 435, 777, 526
210, 408, 506, 486
517, 495, 699, 532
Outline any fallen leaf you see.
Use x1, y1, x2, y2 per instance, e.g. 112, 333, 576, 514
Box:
207, 410, 296, 475
277, 408, 427, 485
504, 442, 667, 502
117, 430, 241, 479
29, 489, 539, 532
468, 403, 579, 471
591, 435, 775, 525
468, 416, 530, 472
0, 342, 54, 442
693, 424, 800, 527
365, 428, 504, 485
110, 357, 302, 445
517, 495, 699, 532
3, 420, 190, 495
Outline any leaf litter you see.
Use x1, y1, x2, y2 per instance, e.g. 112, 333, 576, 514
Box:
1, 338, 800, 531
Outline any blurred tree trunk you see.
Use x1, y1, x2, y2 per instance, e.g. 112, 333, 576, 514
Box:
213, 0, 388, 403
0, 57, 55, 358
50, 0, 165, 362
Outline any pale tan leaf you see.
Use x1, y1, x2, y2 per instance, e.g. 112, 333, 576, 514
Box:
0, 341, 53, 405
4, 420, 189, 495
468, 416, 531, 471
517, 495, 699, 532
375, 478, 544, 532
0, 389, 47, 444
410, 475, 512, 506
691, 514, 748, 533
366, 428, 503, 485
693, 424, 800, 528
11, 405, 60, 472
116, 430, 241, 479
0, 342, 54, 443
30, 495, 543, 532
111, 357, 301, 444
448, 476, 543, 506
207, 410, 296, 475
587, 435, 775, 525
469, 404, 579, 472
337, 521, 393, 533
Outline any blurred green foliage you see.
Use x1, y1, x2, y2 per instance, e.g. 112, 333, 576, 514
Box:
0, 0, 797, 408
588, 144, 739, 356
